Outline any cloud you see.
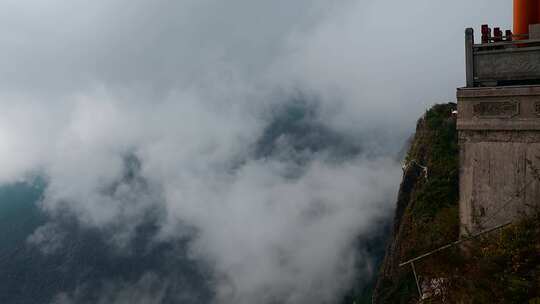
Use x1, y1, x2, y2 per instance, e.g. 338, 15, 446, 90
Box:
179, 157, 400, 303
271, 0, 511, 138
27, 222, 67, 255
0, 0, 511, 303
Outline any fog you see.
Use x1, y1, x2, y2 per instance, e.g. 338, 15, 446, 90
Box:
0, 1, 511, 303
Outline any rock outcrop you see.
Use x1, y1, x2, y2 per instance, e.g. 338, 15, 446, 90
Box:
372, 103, 540, 303
372, 103, 460, 303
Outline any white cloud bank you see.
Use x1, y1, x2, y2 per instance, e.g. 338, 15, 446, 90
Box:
0, 0, 511, 303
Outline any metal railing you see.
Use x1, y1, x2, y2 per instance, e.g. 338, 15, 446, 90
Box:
398, 175, 537, 302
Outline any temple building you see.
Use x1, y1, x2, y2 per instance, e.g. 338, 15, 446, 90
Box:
458, 0, 540, 235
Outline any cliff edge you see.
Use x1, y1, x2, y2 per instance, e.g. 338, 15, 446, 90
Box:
372, 103, 540, 303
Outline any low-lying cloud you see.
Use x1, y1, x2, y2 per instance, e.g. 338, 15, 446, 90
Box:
0, 0, 511, 303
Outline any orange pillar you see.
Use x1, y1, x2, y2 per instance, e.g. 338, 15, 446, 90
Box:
538, 0, 540, 29
514, 0, 539, 39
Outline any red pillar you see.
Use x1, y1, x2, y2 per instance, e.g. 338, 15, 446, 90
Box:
514, 0, 539, 39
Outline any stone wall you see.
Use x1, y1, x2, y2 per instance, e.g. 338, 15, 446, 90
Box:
457, 86, 540, 235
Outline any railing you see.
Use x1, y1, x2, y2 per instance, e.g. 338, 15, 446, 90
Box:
399, 222, 512, 302
465, 28, 540, 87
399, 176, 537, 302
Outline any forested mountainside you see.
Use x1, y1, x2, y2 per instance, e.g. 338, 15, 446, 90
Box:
372, 103, 540, 303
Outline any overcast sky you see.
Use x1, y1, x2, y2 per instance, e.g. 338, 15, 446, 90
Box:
0, 1, 511, 304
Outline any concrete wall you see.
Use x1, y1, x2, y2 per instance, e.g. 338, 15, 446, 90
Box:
457, 86, 540, 235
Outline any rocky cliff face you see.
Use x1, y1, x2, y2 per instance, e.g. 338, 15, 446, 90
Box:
372, 103, 460, 303
372, 103, 540, 303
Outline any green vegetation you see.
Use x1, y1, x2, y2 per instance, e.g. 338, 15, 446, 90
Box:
402, 103, 460, 259
0, 180, 45, 250
374, 103, 540, 303
372, 103, 461, 304
447, 210, 540, 303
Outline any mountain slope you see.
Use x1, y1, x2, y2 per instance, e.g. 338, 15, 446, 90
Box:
372, 103, 540, 303
372, 103, 459, 303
